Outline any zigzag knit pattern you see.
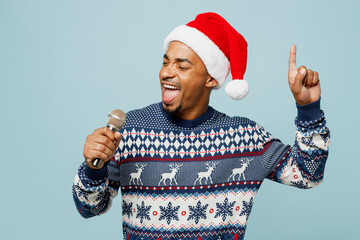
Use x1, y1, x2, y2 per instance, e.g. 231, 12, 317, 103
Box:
73, 102, 330, 240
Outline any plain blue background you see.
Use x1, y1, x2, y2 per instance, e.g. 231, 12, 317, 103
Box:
1, 0, 359, 239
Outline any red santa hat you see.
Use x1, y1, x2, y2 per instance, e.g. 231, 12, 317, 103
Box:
164, 12, 249, 100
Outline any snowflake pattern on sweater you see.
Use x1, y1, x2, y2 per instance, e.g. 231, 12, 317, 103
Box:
73, 101, 330, 240
187, 201, 209, 224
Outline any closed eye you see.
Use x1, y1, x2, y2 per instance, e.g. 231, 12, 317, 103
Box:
178, 65, 189, 70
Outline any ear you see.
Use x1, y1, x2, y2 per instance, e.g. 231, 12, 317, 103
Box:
205, 77, 218, 88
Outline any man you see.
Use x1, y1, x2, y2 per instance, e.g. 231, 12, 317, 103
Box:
73, 12, 329, 240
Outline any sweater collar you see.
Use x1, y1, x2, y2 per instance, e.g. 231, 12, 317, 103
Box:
159, 102, 214, 128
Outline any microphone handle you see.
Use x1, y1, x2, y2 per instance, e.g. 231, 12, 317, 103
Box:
91, 125, 119, 168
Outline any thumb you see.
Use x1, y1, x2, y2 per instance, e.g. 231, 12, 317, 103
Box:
114, 131, 122, 146
292, 66, 307, 95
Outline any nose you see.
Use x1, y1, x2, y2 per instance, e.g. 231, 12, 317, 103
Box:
160, 63, 176, 80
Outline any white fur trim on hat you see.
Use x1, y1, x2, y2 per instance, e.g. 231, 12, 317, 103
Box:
225, 79, 249, 100
164, 25, 230, 89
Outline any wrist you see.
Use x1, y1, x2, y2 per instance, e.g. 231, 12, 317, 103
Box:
296, 98, 322, 122
84, 161, 108, 180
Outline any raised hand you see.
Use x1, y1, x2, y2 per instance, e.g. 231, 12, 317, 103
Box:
288, 44, 321, 105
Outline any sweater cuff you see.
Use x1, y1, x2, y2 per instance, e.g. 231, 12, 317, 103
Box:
84, 164, 108, 181
296, 99, 322, 122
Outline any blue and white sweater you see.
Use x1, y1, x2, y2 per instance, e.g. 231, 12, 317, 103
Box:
73, 100, 330, 240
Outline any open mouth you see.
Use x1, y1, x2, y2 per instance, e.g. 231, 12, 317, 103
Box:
162, 83, 180, 104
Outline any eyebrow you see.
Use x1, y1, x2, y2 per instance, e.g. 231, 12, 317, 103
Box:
163, 54, 193, 65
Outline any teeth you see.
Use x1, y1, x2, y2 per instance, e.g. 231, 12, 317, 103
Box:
164, 84, 179, 90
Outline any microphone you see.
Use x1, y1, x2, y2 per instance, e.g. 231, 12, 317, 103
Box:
92, 109, 126, 168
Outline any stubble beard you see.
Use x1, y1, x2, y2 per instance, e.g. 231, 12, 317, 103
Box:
163, 102, 182, 117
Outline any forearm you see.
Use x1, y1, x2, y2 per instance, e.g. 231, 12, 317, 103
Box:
72, 162, 118, 218
268, 99, 330, 188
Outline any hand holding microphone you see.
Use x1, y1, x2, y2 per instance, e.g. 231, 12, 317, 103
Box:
83, 109, 126, 169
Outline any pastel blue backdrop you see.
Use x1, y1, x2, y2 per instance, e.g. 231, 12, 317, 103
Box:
1, 0, 358, 239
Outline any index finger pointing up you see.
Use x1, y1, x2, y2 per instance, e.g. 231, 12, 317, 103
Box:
289, 44, 297, 72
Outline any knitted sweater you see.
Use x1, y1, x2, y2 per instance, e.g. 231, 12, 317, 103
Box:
73, 100, 330, 240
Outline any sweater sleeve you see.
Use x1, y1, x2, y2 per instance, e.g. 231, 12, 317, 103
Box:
264, 99, 330, 189
72, 153, 121, 218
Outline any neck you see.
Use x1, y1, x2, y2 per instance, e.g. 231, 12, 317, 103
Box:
175, 101, 209, 120
175, 89, 212, 120
160, 102, 214, 128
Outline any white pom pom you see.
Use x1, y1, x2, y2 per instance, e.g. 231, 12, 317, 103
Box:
224, 79, 249, 100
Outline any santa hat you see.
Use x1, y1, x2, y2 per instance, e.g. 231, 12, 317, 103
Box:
164, 12, 249, 100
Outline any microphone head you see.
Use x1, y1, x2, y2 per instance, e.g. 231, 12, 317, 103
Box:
107, 109, 126, 131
